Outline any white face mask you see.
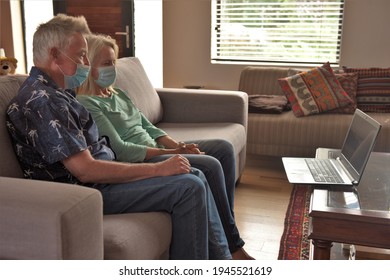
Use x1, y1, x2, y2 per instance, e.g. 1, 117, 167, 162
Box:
58, 50, 90, 89
95, 65, 116, 88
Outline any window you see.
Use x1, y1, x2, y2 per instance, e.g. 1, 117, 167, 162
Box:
211, 0, 344, 66
134, 0, 163, 87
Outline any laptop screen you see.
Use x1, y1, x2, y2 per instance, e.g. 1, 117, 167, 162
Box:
340, 109, 381, 179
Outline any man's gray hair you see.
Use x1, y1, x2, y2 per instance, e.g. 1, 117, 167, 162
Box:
33, 14, 91, 65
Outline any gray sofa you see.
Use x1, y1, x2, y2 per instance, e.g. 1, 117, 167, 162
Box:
239, 66, 390, 157
0, 57, 248, 260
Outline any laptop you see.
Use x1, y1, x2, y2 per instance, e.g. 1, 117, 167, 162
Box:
282, 109, 381, 187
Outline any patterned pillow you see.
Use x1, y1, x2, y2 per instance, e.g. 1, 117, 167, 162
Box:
343, 67, 390, 113
331, 72, 358, 114
287, 69, 358, 114
278, 62, 353, 117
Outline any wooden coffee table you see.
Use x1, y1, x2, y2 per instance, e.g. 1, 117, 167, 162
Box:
308, 151, 390, 260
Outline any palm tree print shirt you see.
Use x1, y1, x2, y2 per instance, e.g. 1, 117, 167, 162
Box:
6, 67, 115, 184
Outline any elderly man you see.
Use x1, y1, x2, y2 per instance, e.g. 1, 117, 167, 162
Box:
6, 14, 230, 260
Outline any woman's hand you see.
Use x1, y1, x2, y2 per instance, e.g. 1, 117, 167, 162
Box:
176, 142, 204, 155
156, 136, 205, 154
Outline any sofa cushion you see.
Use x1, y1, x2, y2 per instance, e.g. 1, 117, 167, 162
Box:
114, 57, 163, 124
157, 122, 246, 182
278, 62, 353, 117
0, 75, 27, 178
331, 72, 358, 114
247, 110, 390, 157
247, 111, 353, 157
343, 67, 390, 113
157, 122, 246, 157
103, 212, 171, 260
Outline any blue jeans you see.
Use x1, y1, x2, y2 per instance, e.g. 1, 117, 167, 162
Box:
150, 139, 245, 254
94, 168, 231, 260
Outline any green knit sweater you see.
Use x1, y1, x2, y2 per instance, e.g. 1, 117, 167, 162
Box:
77, 88, 167, 162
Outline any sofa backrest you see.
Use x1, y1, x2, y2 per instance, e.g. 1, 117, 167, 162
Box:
238, 66, 290, 96
0, 75, 27, 178
114, 57, 163, 124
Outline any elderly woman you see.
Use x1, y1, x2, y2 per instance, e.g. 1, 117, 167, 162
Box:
76, 33, 253, 260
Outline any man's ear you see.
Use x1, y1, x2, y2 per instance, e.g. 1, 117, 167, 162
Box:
50, 47, 60, 61
48, 47, 62, 73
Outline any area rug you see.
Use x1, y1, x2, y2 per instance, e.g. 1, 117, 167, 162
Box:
278, 185, 312, 260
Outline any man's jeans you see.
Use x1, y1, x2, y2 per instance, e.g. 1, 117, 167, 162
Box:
95, 168, 231, 260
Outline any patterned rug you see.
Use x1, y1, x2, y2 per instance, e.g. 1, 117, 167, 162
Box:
278, 185, 312, 260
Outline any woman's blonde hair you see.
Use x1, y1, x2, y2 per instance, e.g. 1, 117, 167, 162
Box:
77, 33, 119, 96
33, 13, 91, 65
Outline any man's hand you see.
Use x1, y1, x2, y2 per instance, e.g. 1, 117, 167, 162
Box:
155, 154, 192, 176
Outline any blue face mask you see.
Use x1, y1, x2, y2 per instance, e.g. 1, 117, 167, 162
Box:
58, 51, 90, 89
63, 64, 90, 89
95, 65, 116, 88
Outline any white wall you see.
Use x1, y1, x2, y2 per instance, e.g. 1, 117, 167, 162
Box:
163, 0, 390, 90
339, 0, 390, 68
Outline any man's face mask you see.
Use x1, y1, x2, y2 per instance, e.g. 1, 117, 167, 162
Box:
58, 50, 90, 89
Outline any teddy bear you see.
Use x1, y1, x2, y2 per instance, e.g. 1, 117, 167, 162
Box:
0, 57, 18, 76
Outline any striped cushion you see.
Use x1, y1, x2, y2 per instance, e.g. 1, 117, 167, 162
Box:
331, 72, 358, 114
343, 67, 390, 113
278, 62, 352, 117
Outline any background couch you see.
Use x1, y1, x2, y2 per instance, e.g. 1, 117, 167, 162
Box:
239, 66, 390, 157
0, 57, 248, 259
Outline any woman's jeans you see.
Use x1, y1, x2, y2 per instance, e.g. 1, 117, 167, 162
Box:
95, 168, 231, 260
151, 139, 245, 253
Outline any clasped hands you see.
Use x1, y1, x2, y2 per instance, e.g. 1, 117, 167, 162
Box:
177, 142, 205, 155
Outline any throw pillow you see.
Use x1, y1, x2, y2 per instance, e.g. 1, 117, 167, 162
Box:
343, 67, 390, 113
331, 72, 358, 114
248, 95, 290, 114
278, 62, 353, 117
286, 69, 358, 114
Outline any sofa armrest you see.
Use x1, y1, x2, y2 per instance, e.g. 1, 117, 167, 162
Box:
0, 177, 103, 260
156, 88, 248, 129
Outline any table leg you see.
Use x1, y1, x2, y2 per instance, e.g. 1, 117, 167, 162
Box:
312, 239, 333, 260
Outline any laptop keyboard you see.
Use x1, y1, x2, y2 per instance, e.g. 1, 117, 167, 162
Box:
305, 159, 344, 183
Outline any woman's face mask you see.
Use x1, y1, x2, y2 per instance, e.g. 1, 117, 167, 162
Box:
95, 65, 117, 88
58, 50, 91, 89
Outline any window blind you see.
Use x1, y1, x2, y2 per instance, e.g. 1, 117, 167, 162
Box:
211, 0, 344, 65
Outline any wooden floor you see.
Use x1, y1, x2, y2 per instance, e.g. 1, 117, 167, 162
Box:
234, 154, 293, 260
